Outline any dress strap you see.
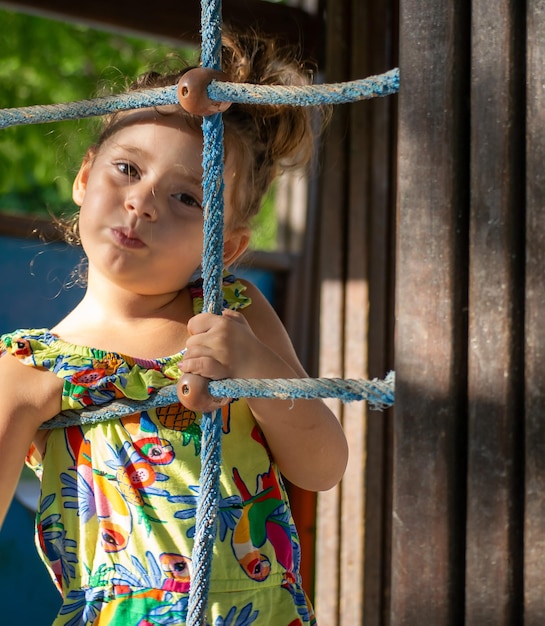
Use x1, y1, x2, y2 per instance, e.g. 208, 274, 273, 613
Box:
188, 272, 251, 315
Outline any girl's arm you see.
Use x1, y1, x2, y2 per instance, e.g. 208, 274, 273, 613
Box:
179, 281, 349, 492
0, 353, 62, 528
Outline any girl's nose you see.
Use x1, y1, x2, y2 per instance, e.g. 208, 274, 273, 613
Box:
124, 187, 158, 221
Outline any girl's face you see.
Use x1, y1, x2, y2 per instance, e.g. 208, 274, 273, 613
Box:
73, 111, 249, 297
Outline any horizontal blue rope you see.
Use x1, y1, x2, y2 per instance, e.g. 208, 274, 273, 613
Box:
40, 372, 395, 429
0, 68, 399, 129
208, 68, 400, 106
0, 88, 179, 129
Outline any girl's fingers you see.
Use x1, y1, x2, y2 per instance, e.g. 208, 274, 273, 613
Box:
186, 312, 216, 335
179, 355, 228, 380
186, 310, 247, 336
181, 310, 254, 378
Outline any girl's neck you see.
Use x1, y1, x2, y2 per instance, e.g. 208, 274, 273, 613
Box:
52, 276, 193, 359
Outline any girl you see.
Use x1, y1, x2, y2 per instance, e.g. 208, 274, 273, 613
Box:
0, 31, 348, 625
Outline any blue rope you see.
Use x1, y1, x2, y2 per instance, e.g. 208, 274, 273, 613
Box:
41, 373, 396, 429
187, 407, 221, 626
187, 1, 224, 623
207, 69, 400, 105
200, 114, 225, 316
0, 69, 399, 129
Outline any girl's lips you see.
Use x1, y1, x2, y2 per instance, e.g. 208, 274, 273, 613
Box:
111, 227, 146, 249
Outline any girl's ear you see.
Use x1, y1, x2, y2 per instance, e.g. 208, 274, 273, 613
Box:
72, 152, 94, 206
223, 227, 251, 267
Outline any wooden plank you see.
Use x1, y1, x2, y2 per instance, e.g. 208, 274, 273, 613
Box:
358, 2, 397, 624
337, 3, 371, 622
314, 0, 350, 622
392, 0, 469, 622
0, 213, 59, 240
465, 0, 525, 621
283, 173, 321, 367
0, 0, 319, 56
338, 0, 398, 623
525, 0, 545, 623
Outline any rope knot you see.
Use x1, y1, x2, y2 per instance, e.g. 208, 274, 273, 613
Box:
177, 68, 232, 116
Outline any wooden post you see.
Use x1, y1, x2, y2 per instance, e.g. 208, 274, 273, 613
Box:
357, 2, 398, 624
393, 0, 469, 623
314, 0, 349, 621
465, 0, 525, 622
525, 0, 545, 623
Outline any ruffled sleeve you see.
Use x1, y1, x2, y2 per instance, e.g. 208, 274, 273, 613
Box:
0, 329, 180, 412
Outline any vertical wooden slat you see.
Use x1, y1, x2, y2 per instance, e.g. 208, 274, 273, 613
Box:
339, 277, 367, 626
314, 0, 350, 622
465, 0, 525, 623
313, 0, 399, 622
525, 1, 545, 623
366, 2, 398, 382
393, 0, 469, 622
337, 1, 370, 622
361, 1, 398, 624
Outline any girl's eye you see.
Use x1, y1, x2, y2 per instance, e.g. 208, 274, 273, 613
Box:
173, 192, 202, 210
116, 161, 139, 178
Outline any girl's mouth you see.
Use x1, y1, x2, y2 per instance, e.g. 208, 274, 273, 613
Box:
111, 227, 145, 249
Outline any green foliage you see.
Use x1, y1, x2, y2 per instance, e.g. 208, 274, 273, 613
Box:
249, 185, 277, 250
0, 9, 196, 217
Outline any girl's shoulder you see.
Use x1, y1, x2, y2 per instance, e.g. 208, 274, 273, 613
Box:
0, 330, 65, 428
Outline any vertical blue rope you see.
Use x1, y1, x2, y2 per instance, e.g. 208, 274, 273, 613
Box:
200, 0, 225, 317
187, 1, 224, 624
187, 408, 223, 626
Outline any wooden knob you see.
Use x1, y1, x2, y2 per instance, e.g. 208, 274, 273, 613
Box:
177, 68, 232, 116
177, 372, 231, 413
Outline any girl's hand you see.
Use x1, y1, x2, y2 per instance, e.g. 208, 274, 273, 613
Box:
177, 308, 291, 413
179, 309, 283, 381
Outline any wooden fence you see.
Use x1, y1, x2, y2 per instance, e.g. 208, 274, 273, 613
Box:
394, 0, 541, 624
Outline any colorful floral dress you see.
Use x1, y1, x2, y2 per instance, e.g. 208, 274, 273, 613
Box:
1, 275, 316, 626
